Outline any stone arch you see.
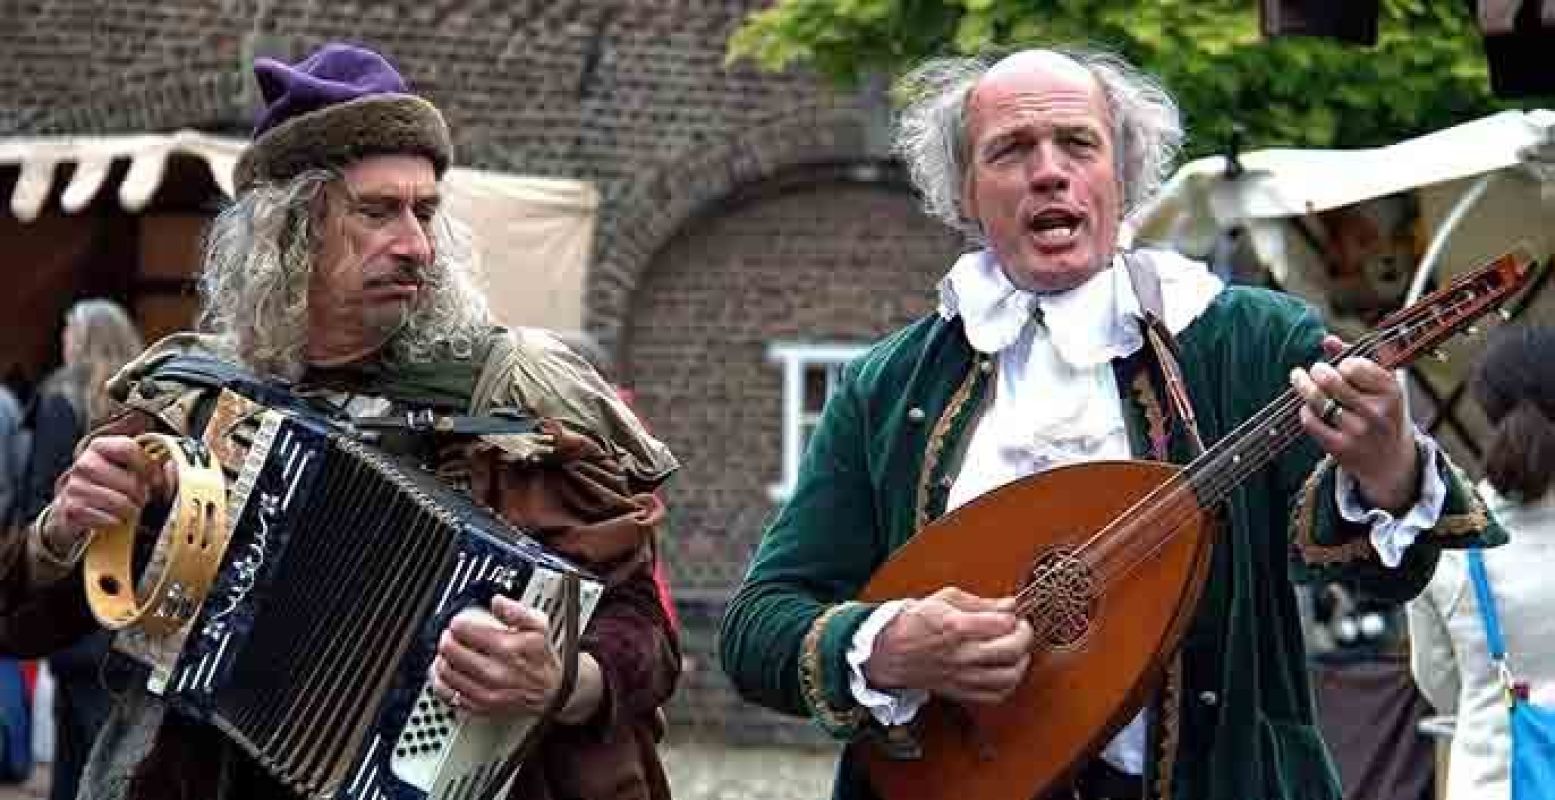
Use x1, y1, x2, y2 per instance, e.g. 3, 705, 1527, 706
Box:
584, 102, 899, 355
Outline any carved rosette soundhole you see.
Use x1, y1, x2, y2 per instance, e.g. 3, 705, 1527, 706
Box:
1024, 547, 1098, 649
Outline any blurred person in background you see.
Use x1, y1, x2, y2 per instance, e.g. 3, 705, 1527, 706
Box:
22, 299, 143, 800
1408, 325, 1555, 800
0, 381, 21, 531
0, 377, 27, 787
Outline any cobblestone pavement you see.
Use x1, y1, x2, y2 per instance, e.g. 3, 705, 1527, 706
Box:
0, 771, 44, 800
662, 740, 840, 800
1, 742, 842, 800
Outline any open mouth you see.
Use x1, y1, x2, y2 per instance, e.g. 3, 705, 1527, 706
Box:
1027, 208, 1083, 248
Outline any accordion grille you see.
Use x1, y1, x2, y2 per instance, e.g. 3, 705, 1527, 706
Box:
213, 435, 457, 795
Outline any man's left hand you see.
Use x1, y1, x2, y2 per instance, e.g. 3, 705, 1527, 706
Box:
431, 595, 600, 722
1290, 334, 1420, 513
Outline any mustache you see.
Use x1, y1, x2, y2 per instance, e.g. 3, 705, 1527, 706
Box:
362, 259, 427, 290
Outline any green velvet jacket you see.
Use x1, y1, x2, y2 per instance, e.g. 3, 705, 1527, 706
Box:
720, 286, 1502, 800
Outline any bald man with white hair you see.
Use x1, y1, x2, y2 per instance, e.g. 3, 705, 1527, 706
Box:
720, 47, 1502, 800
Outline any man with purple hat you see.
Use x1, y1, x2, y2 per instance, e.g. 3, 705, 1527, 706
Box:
8, 43, 681, 800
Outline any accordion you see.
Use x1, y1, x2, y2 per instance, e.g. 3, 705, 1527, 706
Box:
92, 397, 603, 800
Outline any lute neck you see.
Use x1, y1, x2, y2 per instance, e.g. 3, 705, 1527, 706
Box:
1183, 328, 1392, 508
1060, 246, 1534, 597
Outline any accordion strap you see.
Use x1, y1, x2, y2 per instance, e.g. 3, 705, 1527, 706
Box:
145, 353, 540, 438
351, 408, 539, 437
82, 434, 231, 637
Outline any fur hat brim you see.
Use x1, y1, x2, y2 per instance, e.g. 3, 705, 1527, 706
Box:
234, 94, 452, 191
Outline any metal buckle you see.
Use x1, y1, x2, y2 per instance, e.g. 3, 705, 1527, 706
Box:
1498, 659, 1518, 707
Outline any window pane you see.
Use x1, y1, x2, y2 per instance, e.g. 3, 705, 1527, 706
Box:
803, 364, 830, 412
769, 344, 869, 502
799, 421, 818, 459
826, 362, 846, 394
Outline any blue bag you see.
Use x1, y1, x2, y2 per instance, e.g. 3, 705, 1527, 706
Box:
0, 657, 31, 783
1512, 700, 1555, 799
1466, 549, 1555, 800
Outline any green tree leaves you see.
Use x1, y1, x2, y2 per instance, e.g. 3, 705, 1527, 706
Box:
728, 0, 1513, 158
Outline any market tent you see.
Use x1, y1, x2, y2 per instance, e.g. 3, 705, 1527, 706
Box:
1131, 109, 1555, 468
0, 130, 598, 334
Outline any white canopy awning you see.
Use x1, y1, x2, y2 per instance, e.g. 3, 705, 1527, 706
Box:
0, 131, 599, 330
1131, 109, 1555, 269
0, 130, 240, 221
1131, 109, 1555, 301
1135, 109, 1555, 232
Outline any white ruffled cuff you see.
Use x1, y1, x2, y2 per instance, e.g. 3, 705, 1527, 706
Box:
1335, 429, 1446, 568
846, 600, 929, 726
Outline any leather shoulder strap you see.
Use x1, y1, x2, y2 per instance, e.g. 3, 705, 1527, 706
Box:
1123, 252, 1207, 457
151, 346, 537, 438
1124, 251, 1166, 321
146, 354, 258, 392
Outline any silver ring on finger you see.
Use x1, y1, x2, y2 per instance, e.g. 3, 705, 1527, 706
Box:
1320, 397, 1344, 427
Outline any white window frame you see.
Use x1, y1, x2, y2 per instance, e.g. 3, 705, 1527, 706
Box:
767, 341, 870, 502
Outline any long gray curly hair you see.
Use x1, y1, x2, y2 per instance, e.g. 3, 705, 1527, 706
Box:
198, 169, 490, 379
893, 47, 1184, 244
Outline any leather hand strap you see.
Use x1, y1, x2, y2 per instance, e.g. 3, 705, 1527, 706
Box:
83, 434, 230, 637
479, 572, 583, 800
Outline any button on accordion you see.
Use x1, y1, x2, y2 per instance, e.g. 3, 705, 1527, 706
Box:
84, 397, 603, 800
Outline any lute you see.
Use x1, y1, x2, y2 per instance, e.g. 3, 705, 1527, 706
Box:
855, 245, 1539, 800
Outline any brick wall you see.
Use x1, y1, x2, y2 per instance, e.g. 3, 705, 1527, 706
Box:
626, 171, 959, 592
624, 170, 960, 738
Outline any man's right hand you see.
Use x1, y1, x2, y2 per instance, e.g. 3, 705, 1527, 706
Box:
43, 436, 158, 559
862, 586, 1034, 706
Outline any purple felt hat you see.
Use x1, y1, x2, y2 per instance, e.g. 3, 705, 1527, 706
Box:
234, 43, 452, 192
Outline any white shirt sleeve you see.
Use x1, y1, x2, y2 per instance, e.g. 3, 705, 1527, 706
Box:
1406, 587, 1460, 713
1334, 429, 1447, 568
845, 600, 929, 726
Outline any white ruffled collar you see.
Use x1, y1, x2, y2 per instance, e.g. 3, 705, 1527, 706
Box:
937, 248, 1225, 366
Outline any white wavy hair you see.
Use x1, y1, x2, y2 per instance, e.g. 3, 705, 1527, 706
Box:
893, 47, 1184, 243
198, 168, 490, 379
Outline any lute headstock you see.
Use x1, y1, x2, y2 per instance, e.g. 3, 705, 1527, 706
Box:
1350, 245, 1541, 370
